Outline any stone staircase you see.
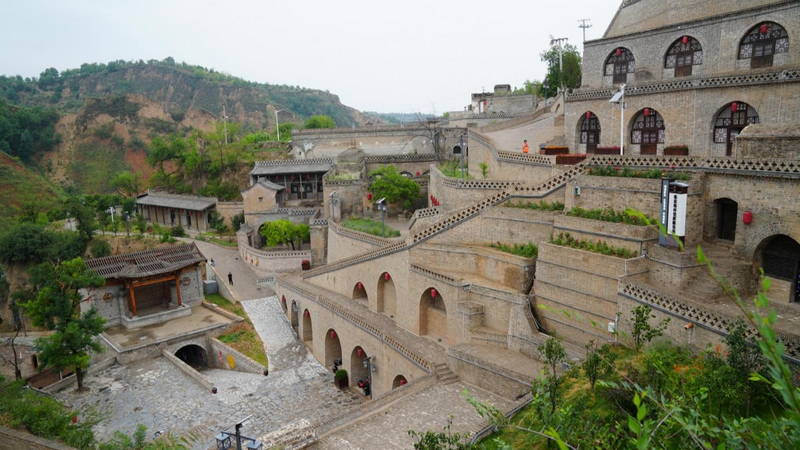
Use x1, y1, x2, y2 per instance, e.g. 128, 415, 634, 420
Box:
259, 419, 315, 450
683, 243, 754, 302
435, 363, 460, 385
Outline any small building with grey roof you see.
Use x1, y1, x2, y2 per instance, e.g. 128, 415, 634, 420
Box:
136, 190, 217, 232
249, 158, 333, 203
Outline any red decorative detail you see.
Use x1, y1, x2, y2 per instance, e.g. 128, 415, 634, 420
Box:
682, 36, 689, 45
72, 415, 78, 424
306, 174, 310, 180
330, 331, 336, 339
743, 211, 753, 225
760, 24, 769, 35
400, 379, 407, 385
357, 348, 364, 357
430, 194, 434, 201
367, 193, 373, 201
357, 282, 363, 290
291, 175, 295, 180
644, 108, 650, 117
304, 310, 310, 318
615, 48, 622, 57
416, 171, 420, 176
431, 288, 437, 299
483, 100, 487, 106
212, 387, 218, 394
731, 102, 738, 113
586, 111, 592, 119
384, 273, 390, 281
281, 295, 286, 303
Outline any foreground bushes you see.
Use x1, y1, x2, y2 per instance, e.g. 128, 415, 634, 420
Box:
489, 242, 539, 259
550, 232, 636, 258
566, 206, 656, 226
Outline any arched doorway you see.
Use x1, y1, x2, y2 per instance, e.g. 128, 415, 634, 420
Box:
665, 36, 703, 77
714, 102, 759, 156
453, 145, 462, 155
302, 309, 313, 343
175, 344, 208, 369
324, 329, 342, 369
290, 300, 298, 328
605, 47, 635, 85
631, 108, 664, 155
579, 111, 600, 153
350, 346, 369, 389
715, 199, 738, 241
378, 272, 396, 317
419, 288, 447, 343
352, 282, 368, 305
392, 375, 408, 389
759, 235, 800, 303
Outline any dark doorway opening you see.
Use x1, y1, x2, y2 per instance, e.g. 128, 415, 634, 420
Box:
716, 199, 738, 241
175, 345, 208, 369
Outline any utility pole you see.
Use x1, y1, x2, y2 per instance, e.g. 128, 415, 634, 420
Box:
578, 19, 592, 43
222, 103, 229, 145
274, 108, 284, 141
550, 36, 568, 91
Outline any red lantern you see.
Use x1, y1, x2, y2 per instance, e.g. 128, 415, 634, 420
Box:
384, 273, 390, 281
731, 102, 739, 113
212, 387, 218, 394
304, 310, 310, 318
430, 194, 434, 201
416, 171, 420, 176
615, 48, 622, 57
357, 282, 363, 290
357, 348, 364, 357
644, 108, 650, 117
306, 174, 310, 180
291, 175, 295, 180
760, 24, 768, 35
682, 36, 689, 45
586, 111, 592, 119
72, 415, 78, 424
743, 211, 753, 225
400, 379, 407, 385
367, 193, 373, 201
330, 331, 336, 339
281, 295, 286, 302
431, 288, 437, 299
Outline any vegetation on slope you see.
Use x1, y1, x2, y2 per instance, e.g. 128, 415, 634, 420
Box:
341, 217, 401, 238
206, 294, 268, 367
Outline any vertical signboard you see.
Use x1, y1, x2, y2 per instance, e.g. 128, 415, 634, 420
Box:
659, 178, 670, 246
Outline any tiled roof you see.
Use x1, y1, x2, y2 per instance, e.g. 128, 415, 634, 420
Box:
136, 191, 216, 211
241, 180, 286, 194
250, 161, 333, 176
86, 243, 206, 279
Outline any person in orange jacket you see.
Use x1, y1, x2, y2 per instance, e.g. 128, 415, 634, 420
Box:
522, 140, 529, 154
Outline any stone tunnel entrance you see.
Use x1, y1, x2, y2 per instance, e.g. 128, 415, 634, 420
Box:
175, 344, 208, 369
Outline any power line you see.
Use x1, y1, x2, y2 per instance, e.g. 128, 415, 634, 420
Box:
578, 18, 592, 43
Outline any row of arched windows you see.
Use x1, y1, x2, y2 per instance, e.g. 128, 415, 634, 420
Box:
578, 102, 759, 156
604, 22, 789, 83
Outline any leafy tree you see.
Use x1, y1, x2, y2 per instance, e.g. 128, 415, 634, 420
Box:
538, 334, 567, 414
231, 212, 245, 232
629, 305, 670, 352
22, 258, 106, 391
540, 42, 582, 94
408, 416, 469, 450
110, 171, 143, 197
304, 115, 336, 129
133, 213, 147, 235
0, 222, 52, 264
259, 220, 309, 250
208, 211, 228, 234
725, 318, 765, 415
368, 165, 421, 210
582, 340, 616, 392
479, 161, 489, 179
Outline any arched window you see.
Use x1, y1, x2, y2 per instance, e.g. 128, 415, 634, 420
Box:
631, 108, 664, 155
580, 112, 601, 153
665, 36, 703, 77
739, 22, 789, 69
714, 102, 759, 156
605, 47, 635, 85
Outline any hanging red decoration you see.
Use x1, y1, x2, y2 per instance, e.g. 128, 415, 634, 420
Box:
760, 24, 769, 34
357, 282, 363, 290
384, 273, 390, 281
367, 193, 373, 201
431, 288, 437, 298
306, 174, 311, 180
291, 175, 295, 180
731, 103, 739, 113
357, 348, 364, 357
586, 111, 592, 119
330, 331, 336, 339
615, 48, 622, 57
743, 211, 753, 224
212, 387, 218, 394
682, 36, 689, 45
304, 310, 310, 318
281, 295, 286, 302
644, 108, 650, 117
399, 379, 407, 385
416, 171, 421, 176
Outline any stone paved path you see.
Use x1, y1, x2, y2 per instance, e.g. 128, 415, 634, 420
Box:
184, 239, 271, 301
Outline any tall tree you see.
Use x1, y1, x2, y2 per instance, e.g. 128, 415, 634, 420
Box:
304, 115, 336, 129
109, 171, 143, 197
22, 258, 106, 391
259, 220, 309, 250
539, 43, 582, 94
368, 165, 421, 210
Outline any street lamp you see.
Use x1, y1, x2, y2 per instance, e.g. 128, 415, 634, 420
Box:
543, 84, 549, 108
458, 134, 466, 179
124, 213, 131, 237
362, 355, 376, 400
375, 198, 387, 238
275, 109, 284, 141
609, 85, 626, 155
108, 206, 116, 224
215, 415, 263, 450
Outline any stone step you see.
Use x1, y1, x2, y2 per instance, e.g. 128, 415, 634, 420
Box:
434, 363, 460, 385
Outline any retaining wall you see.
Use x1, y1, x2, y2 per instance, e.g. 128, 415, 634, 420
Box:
0, 427, 76, 450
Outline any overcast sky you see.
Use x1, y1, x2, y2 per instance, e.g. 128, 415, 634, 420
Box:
0, 0, 619, 114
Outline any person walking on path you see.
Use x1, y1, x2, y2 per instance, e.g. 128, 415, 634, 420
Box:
227, 272, 233, 285
522, 140, 529, 154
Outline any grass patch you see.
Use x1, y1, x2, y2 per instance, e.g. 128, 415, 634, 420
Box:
587, 165, 691, 181
550, 232, 636, 259
566, 206, 656, 226
206, 294, 268, 367
438, 160, 474, 179
67, 142, 131, 194
502, 199, 564, 211
489, 242, 538, 259
341, 216, 401, 237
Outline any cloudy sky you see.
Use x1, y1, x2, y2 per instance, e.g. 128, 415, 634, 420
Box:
1, 0, 619, 114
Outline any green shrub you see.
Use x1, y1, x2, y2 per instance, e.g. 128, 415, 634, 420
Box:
90, 239, 111, 258
169, 225, 185, 237
341, 217, 401, 237
159, 232, 175, 243
566, 206, 656, 226
586, 165, 691, 181
110, 134, 124, 146
335, 369, 348, 380
438, 160, 473, 179
550, 232, 635, 258
503, 200, 564, 211
489, 242, 539, 259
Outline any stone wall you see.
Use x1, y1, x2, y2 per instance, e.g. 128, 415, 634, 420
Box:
161, 348, 213, 390
737, 124, 800, 159
238, 242, 310, 276
447, 346, 533, 399
0, 427, 76, 450
216, 201, 244, 227
209, 338, 267, 374
292, 126, 434, 159
326, 221, 386, 263
553, 215, 660, 255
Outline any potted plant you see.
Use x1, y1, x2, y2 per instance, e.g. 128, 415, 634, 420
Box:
334, 369, 348, 389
